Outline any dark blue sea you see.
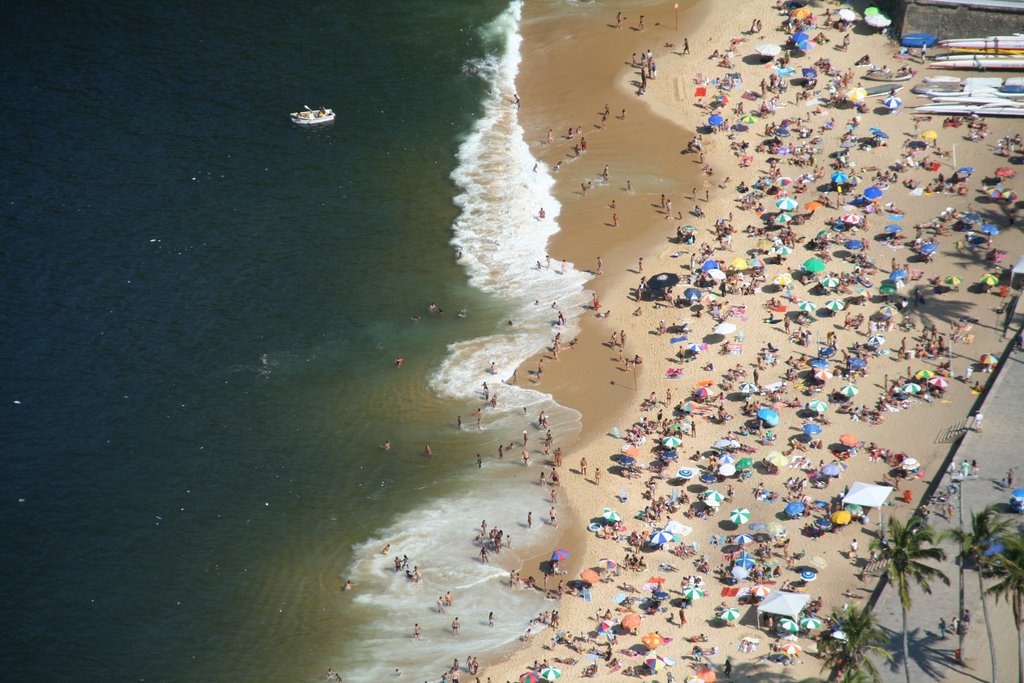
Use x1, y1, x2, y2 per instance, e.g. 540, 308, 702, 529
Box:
1, 1, 590, 680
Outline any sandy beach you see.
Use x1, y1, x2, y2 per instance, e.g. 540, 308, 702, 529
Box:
475, 1, 1024, 682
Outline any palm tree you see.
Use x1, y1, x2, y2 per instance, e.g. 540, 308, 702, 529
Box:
870, 516, 949, 683
987, 535, 1024, 683
942, 504, 1014, 683
819, 603, 892, 682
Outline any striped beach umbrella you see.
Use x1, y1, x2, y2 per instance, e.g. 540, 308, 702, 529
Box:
719, 607, 741, 622
738, 382, 759, 394
645, 656, 668, 671
808, 400, 828, 413
682, 585, 705, 600
813, 369, 833, 381
780, 643, 802, 657
740, 113, 760, 124
867, 334, 886, 346
928, 377, 949, 389
663, 435, 683, 448
597, 558, 618, 570
602, 508, 622, 523
704, 490, 725, 504
730, 508, 751, 525
825, 299, 846, 311
596, 619, 616, 635
695, 386, 715, 399
773, 272, 794, 286
775, 213, 794, 224
980, 273, 999, 286
840, 214, 862, 224
797, 300, 818, 313
945, 275, 963, 286
878, 306, 896, 318
900, 383, 922, 394
820, 275, 840, 289
980, 354, 999, 365
839, 384, 860, 397
751, 584, 772, 598
773, 244, 794, 256
915, 369, 935, 380
520, 673, 542, 683
648, 529, 674, 546
846, 87, 868, 103
778, 618, 800, 633
775, 197, 798, 211
734, 533, 755, 545
884, 95, 902, 110
541, 667, 562, 681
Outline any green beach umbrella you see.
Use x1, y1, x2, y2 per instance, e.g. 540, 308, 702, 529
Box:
864, 6, 881, 14
879, 282, 898, 296
740, 113, 760, 124
778, 617, 800, 633
682, 585, 705, 600
704, 489, 725, 503
844, 503, 864, 515
980, 273, 999, 286
900, 383, 922, 394
800, 615, 824, 629
839, 384, 860, 397
773, 245, 793, 256
825, 299, 846, 311
736, 457, 754, 470
775, 213, 794, 224
803, 258, 826, 273
914, 369, 935, 380
808, 400, 828, 413
719, 607, 741, 621
541, 667, 562, 682
603, 508, 622, 523
945, 275, 962, 286
663, 436, 683, 448
730, 508, 751, 524
797, 300, 818, 313
820, 276, 840, 289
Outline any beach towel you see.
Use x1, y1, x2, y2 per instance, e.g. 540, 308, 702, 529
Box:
583, 588, 591, 603
720, 587, 741, 597
612, 593, 628, 604
669, 336, 688, 344
694, 87, 707, 97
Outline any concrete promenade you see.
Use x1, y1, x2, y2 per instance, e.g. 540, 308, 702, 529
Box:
872, 316, 1024, 683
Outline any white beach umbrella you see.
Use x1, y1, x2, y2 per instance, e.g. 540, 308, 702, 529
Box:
714, 322, 737, 335
837, 8, 857, 21
825, 299, 846, 311
864, 13, 891, 28
839, 384, 860, 397
738, 382, 759, 394
730, 508, 751, 524
707, 268, 727, 281
755, 43, 781, 57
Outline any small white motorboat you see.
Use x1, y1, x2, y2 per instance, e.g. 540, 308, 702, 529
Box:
290, 106, 335, 125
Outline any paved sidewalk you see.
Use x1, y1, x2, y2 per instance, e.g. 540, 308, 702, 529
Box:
872, 333, 1024, 683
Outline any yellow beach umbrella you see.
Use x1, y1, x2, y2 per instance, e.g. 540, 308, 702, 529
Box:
774, 272, 794, 286
767, 451, 789, 467
791, 6, 811, 19
944, 275, 962, 286
831, 510, 852, 525
920, 130, 938, 140
846, 88, 868, 103
979, 273, 999, 286
730, 257, 749, 271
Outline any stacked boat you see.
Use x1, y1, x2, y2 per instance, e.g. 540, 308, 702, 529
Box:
912, 77, 1024, 116
938, 34, 1024, 54
927, 34, 1024, 71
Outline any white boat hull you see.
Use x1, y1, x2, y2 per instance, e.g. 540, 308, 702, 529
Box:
290, 109, 336, 125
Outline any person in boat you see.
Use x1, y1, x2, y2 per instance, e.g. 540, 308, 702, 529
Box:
319, 108, 327, 117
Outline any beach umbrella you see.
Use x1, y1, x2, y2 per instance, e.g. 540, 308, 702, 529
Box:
785, 501, 806, 517
708, 114, 724, 127
748, 584, 771, 599
729, 257, 749, 271
928, 377, 949, 389
802, 423, 822, 436
738, 382, 759, 394
979, 273, 999, 286
775, 197, 798, 211
719, 607, 741, 622
884, 224, 902, 234
920, 129, 938, 141
901, 458, 920, 471
879, 282, 898, 296
714, 322, 737, 335
736, 457, 753, 470
900, 382, 922, 394
704, 490, 725, 504
803, 258, 826, 273
865, 12, 892, 26
747, 257, 765, 269
778, 618, 800, 633
820, 276, 840, 289
840, 214, 862, 225
831, 172, 850, 184
649, 529, 674, 546
520, 673, 542, 683
980, 353, 999, 365
849, 358, 867, 370
645, 656, 668, 671
773, 272, 794, 286
740, 114, 760, 124
757, 238, 775, 251
663, 435, 683, 448
540, 667, 561, 682
831, 510, 853, 525
718, 453, 737, 466
618, 456, 637, 467
980, 223, 1000, 236
707, 268, 727, 281
773, 244, 794, 257
718, 463, 737, 477
715, 439, 739, 451
791, 31, 810, 43
825, 299, 846, 312
695, 386, 715, 399
996, 166, 1016, 178
813, 369, 834, 381
791, 7, 811, 19
838, 384, 859, 398
780, 642, 803, 657
867, 334, 886, 346
677, 467, 696, 480
755, 43, 781, 57
682, 585, 705, 600
734, 533, 755, 546
597, 558, 618, 570
552, 549, 570, 561
775, 213, 794, 224
730, 508, 751, 525
804, 201, 823, 211
641, 632, 665, 650
821, 463, 843, 478
914, 369, 935, 380
701, 259, 720, 272
683, 287, 702, 302
602, 508, 622, 523
580, 569, 600, 584
808, 400, 828, 414
621, 614, 642, 630
1002, 190, 1018, 202
878, 306, 896, 318
869, 127, 888, 138
796, 39, 816, 51
890, 269, 908, 282
802, 66, 818, 79
767, 452, 790, 467
919, 243, 938, 255
1013, 488, 1024, 499
685, 342, 704, 354
844, 239, 865, 251
757, 407, 780, 426
846, 87, 868, 103
844, 503, 864, 516
837, 7, 857, 21
731, 564, 750, 580
883, 95, 902, 110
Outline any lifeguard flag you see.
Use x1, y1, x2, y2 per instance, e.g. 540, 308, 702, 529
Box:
694, 87, 707, 97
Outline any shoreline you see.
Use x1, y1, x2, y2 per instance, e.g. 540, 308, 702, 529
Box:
483, 0, 1024, 681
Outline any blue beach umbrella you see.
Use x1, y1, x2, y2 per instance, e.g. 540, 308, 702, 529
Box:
849, 358, 867, 370
652, 589, 670, 600
735, 556, 756, 569
1011, 488, 1024, 499
919, 243, 937, 255
808, 359, 830, 370
958, 167, 974, 175
736, 551, 755, 562
884, 224, 902, 234
802, 67, 818, 78
831, 172, 849, 184
734, 533, 755, 545
883, 95, 902, 110
980, 224, 1000, 235
648, 529, 674, 546
708, 114, 724, 126
891, 269, 908, 281
701, 259, 720, 272
818, 346, 836, 358
683, 287, 701, 302
792, 31, 809, 43
802, 423, 822, 435
785, 501, 806, 517
757, 408, 780, 426
869, 128, 888, 139
863, 187, 883, 200
844, 239, 864, 250
552, 549, 570, 561
821, 463, 842, 477
618, 456, 637, 467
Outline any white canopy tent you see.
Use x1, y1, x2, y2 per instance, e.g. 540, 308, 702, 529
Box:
757, 591, 811, 627
843, 482, 894, 509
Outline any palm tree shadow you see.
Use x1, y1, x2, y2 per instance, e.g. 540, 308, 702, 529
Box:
879, 625, 986, 682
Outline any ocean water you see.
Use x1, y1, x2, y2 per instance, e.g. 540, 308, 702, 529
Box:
0, 1, 592, 681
